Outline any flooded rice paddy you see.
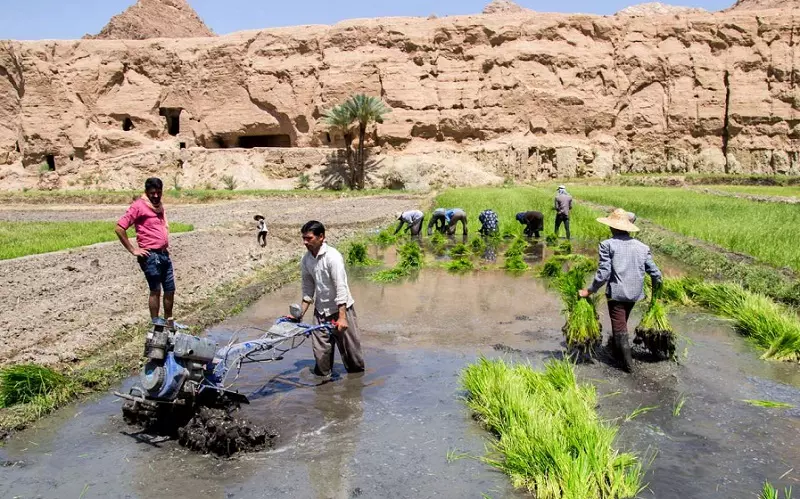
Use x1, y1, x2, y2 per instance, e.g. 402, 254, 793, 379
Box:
2, 261, 799, 498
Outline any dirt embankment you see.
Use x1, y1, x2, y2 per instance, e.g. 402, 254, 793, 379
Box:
0, 195, 421, 366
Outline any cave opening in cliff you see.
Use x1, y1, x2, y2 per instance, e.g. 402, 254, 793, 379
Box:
45, 155, 55, 171
15, 141, 20, 153
237, 134, 292, 148
159, 107, 182, 136
122, 117, 134, 131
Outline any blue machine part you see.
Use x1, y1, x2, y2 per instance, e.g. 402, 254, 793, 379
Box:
142, 352, 189, 400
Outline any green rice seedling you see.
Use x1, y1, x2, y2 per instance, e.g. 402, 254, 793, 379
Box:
503, 255, 528, 272
374, 228, 397, 247
660, 278, 695, 306
635, 282, 677, 361
540, 258, 564, 279
688, 282, 800, 362
743, 399, 794, 409
461, 357, 644, 498
555, 240, 572, 255
558, 267, 602, 359
346, 242, 378, 267
470, 235, 486, 255
545, 233, 559, 246
0, 364, 69, 407
430, 231, 447, 256
504, 237, 527, 258
447, 257, 475, 273
450, 243, 470, 259
760, 481, 794, 499
446, 449, 471, 463
673, 394, 686, 417
624, 405, 658, 422
369, 241, 423, 283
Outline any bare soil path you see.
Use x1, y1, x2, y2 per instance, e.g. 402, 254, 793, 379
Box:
0, 195, 421, 366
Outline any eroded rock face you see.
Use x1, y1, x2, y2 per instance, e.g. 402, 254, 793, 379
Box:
85, 0, 214, 40
2, 4, 800, 190
616, 2, 706, 16
483, 0, 527, 14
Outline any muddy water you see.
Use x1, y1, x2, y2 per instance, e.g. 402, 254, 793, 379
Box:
2, 270, 800, 498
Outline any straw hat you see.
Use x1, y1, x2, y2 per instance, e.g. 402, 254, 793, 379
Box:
596, 208, 640, 232
395, 211, 403, 220
254, 214, 265, 221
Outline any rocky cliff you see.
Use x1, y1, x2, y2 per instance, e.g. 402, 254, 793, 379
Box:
1, 2, 799, 190
85, 0, 214, 40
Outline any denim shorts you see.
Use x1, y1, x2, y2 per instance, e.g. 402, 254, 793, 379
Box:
137, 250, 176, 293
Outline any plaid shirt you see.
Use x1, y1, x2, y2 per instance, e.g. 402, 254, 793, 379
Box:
588, 235, 662, 302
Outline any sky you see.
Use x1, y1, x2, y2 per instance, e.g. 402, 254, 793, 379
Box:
0, 0, 733, 41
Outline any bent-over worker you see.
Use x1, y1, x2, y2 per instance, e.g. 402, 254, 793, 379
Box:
395, 210, 425, 238
515, 211, 544, 238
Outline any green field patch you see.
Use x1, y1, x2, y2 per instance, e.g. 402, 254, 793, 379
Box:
0, 221, 194, 260
566, 186, 800, 272
700, 185, 800, 198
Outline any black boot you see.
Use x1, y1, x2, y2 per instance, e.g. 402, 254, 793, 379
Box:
615, 332, 634, 373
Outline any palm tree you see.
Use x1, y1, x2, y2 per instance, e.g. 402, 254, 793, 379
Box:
323, 104, 357, 188
343, 94, 391, 189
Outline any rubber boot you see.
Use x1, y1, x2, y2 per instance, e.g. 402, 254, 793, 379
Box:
614, 332, 634, 373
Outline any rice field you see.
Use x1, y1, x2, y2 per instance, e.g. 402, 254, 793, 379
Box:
565, 186, 800, 272
701, 185, 800, 198
434, 187, 609, 243
462, 357, 643, 498
0, 221, 194, 260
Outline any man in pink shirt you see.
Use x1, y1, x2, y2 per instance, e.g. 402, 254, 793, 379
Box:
115, 178, 175, 321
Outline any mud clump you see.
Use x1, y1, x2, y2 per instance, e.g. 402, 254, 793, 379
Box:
177, 407, 276, 457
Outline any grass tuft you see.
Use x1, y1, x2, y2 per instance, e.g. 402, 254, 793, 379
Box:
462, 357, 644, 498
0, 364, 69, 407
760, 481, 794, 499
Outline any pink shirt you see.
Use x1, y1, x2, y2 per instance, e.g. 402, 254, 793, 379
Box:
117, 199, 169, 250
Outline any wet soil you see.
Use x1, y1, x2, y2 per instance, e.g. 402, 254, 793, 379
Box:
177, 407, 276, 457
2, 271, 799, 498
0, 195, 419, 366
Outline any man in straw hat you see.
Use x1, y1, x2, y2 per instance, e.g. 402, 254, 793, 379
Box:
554, 185, 573, 240
579, 208, 662, 372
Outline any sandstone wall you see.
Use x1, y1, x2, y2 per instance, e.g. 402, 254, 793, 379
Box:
1, 8, 799, 190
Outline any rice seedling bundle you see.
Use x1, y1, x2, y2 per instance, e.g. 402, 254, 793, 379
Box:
635, 282, 677, 361
689, 282, 800, 362
540, 258, 564, 278
446, 243, 474, 273
0, 364, 67, 407
346, 242, 376, 267
369, 241, 424, 283
555, 240, 572, 255
374, 228, 397, 247
430, 231, 447, 256
545, 233, 559, 246
462, 357, 644, 498
470, 235, 486, 254
558, 267, 602, 358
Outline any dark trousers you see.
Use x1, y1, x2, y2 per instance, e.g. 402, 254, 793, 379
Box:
524, 223, 541, 238
607, 300, 636, 334
312, 306, 365, 377
555, 214, 570, 239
